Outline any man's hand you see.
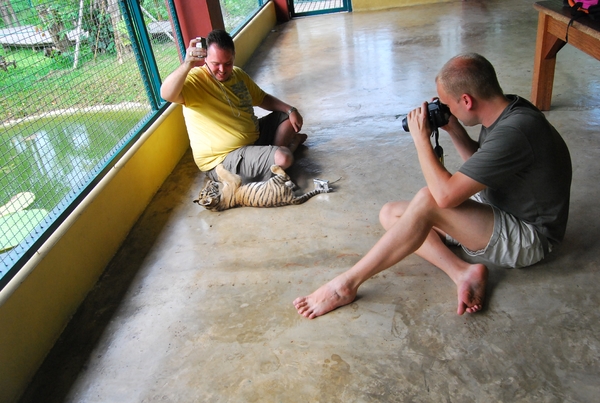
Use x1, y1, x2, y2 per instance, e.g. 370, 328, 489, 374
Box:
161, 38, 206, 104
288, 109, 303, 132
407, 101, 433, 147
440, 114, 463, 135
184, 38, 207, 66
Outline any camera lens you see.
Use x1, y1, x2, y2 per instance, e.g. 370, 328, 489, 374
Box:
401, 100, 451, 133
402, 117, 410, 132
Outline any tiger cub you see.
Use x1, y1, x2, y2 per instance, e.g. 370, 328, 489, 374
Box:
193, 164, 329, 212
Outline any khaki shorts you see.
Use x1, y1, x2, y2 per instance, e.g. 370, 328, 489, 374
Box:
446, 194, 548, 269
215, 145, 279, 183
206, 112, 289, 183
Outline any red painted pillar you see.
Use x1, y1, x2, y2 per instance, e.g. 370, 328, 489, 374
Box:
171, 0, 225, 57
273, 0, 291, 22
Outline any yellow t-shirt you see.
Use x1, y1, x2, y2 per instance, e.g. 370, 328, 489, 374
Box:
181, 66, 267, 171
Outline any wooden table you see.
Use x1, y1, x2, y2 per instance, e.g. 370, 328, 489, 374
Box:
531, 1, 600, 110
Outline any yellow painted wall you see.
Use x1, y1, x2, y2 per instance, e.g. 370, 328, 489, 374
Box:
0, 106, 189, 403
234, 2, 277, 67
352, 0, 451, 12
0, 3, 277, 402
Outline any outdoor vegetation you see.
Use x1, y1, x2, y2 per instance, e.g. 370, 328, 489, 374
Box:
1, 0, 266, 122
0, 0, 266, 280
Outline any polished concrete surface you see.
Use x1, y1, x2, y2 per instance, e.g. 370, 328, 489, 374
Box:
21, 1, 600, 401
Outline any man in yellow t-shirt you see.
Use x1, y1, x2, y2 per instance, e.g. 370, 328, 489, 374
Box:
161, 29, 306, 183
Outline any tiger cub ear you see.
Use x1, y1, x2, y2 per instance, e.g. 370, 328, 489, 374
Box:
192, 175, 214, 205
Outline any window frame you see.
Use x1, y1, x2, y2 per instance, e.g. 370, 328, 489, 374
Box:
0, 0, 274, 291
0, 0, 171, 291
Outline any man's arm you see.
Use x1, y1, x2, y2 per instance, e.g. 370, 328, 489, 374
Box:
442, 116, 479, 162
160, 63, 192, 104
160, 38, 205, 104
258, 94, 303, 132
408, 103, 486, 208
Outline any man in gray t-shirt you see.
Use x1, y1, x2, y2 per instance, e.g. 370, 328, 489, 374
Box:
293, 53, 572, 319
460, 95, 571, 248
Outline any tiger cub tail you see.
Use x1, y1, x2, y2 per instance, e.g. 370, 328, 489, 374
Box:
290, 188, 330, 205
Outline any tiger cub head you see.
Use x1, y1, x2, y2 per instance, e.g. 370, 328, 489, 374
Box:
193, 179, 223, 211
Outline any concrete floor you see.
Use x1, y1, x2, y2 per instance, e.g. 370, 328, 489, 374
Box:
20, 1, 600, 402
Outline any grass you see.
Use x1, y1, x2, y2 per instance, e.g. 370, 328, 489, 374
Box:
0, 1, 262, 266
0, 39, 179, 261
1, 41, 180, 123
0, 0, 265, 123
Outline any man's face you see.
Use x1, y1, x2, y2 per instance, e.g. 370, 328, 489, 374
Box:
205, 44, 235, 82
436, 81, 477, 127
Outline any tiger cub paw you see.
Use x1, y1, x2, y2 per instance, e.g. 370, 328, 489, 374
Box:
270, 165, 289, 178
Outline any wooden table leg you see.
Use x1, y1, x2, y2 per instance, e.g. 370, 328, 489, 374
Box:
531, 11, 566, 111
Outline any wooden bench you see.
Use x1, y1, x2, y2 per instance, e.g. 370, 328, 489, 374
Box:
0, 55, 17, 72
531, 0, 600, 110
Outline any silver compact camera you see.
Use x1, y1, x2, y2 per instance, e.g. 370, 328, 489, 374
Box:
195, 37, 206, 50
313, 179, 330, 192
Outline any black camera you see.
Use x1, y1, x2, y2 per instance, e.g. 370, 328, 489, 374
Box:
402, 99, 451, 132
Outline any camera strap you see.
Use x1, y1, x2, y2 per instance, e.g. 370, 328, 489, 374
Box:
433, 129, 444, 166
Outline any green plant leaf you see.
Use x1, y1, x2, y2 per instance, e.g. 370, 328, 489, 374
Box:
0, 209, 48, 252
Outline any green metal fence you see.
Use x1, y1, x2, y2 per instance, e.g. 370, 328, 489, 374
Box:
0, 0, 180, 289
291, 0, 351, 17
0, 0, 271, 290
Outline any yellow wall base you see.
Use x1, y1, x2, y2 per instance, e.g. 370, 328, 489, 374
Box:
0, 105, 189, 403
352, 0, 452, 12
234, 2, 277, 67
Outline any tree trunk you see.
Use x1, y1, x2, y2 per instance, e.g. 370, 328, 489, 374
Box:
153, 0, 164, 20
107, 0, 128, 64
37, 5, 72, 53
0, 0, 19, 27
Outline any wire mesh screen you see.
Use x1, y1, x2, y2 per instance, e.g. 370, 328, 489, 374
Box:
0, 0, 179, 285
293, 0, 346, 14
221, 0, 267, 34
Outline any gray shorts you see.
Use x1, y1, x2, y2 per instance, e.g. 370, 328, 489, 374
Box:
206, 112, 289, 183
446, 194, 548, 269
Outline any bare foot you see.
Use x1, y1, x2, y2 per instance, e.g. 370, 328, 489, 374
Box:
288, 133, 308, 153
296, 133, 308, 145
293, 276, 356, 319
456, 264, 488, 315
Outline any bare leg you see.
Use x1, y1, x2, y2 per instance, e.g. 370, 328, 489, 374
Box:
272, 119, 308, 169
416, 230, 488, 314
294, 189, 437, 319
273, 119, 307, 153
380, 200, 490, 315
273, 147, 293, 169
293, 188, 493, 318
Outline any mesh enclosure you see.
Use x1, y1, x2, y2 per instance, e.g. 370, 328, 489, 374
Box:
294, 0, 344, 13
221, 0, 267, 34
292, 0, 348, 16
0, 0, 181, 285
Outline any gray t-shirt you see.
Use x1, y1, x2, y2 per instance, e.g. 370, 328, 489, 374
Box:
459, 95, 572, 246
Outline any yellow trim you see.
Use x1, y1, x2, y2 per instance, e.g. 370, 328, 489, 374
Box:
0, 105, 189, 403
352, 0, 451, 12
234, 2, 277, 67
